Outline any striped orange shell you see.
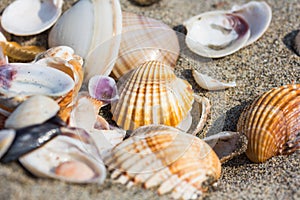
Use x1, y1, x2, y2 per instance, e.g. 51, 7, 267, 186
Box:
111, 61, 194, 130
237, 84, 300, 163
112, 12, 179, 79
104, 125, 221, 199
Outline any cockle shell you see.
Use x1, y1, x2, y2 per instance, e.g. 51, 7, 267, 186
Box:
4, 95, 59, 129
0, 63, 74, 112
19, 127, 106, 184
111, 61, 194, 131
112, 12, 180, 79
1, 0, 63, 36
237, 84, 300, 163
48, 0, 122, 82
183, 1, 272, 58
104, 125, 221, 199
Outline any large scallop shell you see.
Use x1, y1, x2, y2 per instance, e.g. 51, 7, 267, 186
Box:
237, 84, 300, 163
1, 0, 63, 36
104, 125, 221, 199
112, 12, 180, 79
111, 61, 194, 130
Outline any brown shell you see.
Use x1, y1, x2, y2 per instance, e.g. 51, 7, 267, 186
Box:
104, 125, 221, 199
111, 12, 179, 79
111, 61, 194, 130
237, 84, 300, 163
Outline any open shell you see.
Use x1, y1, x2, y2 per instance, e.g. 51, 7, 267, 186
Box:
19, 127, 106, 183
237, 84, 300, 163
104, 125, 221, 199
112, 12, 179, 79
111, 61, 194, 130
1, 0, 63, 36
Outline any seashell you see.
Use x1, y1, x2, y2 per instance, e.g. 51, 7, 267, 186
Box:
104, 125, 221, 199
0, 129, 15, 159
0, 41, 46, 62
204, 131, 248, 163
19, 127, 106, 184
231, 1, 272, 46
48, 0, 122, 82
1, 0, 63, 36
237, 84, 300, 163
112, 12, 179, 79
192, 69, 236, 90
4, 95, 60, 129
0, 46, 8, 66
111, 61, 194, 131
183, 1, 271, 58
88, 75, 119, 104
0, 116, 64, 163
0, 63, 75, 111
293, 31, 300, 56
129, 0, 161, 6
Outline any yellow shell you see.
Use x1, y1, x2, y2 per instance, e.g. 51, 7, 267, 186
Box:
237, 84, 300, 163
104, 125, 221, 199
111, 61, 194, 130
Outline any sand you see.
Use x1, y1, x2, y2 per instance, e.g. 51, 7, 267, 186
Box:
0, 0, 299, 199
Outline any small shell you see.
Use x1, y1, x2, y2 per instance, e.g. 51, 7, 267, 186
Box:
88, 75, 119, 104
192, 70, 236, 90
4, 95, 60, 129
1, 0, 63, 36
111, 61, 194, 130
293, 31, 300, 56
104, 125, 221, 199
0, 129, 15, 159
237, 84, 300, 163
19, 127, 106, 184
130, 0, 161, 6
0, 63, 75, 111
112, 12, 179, 79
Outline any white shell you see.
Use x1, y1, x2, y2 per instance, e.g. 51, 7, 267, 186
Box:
231, 1, 272, 45
1, 0, 63, 36
0, 129, 15, 159
19, 132, 106, 184
4, 95, 60, 129
48, 0, 122, 82
184, 10, 250, 58
192, 70, 236, 90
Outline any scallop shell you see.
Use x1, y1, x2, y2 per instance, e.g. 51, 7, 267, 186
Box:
48, 0, 122, 82
112, 12, 180, 79
0, 63, 75, 112
111, 61, 194, 130
19, 127, 106, 184
237, 84, 300, 163
4, 95, 60, 129
1, 0, 63, 36
104, 125, 221, 199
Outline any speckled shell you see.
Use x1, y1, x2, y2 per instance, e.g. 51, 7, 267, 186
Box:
237, 84, 300, 163
104, 125, 221, 199
111, 61, 194, 130
112, 12, 179, 79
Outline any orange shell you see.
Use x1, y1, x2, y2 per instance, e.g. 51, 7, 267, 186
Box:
111, 61, 194, 130
237, 84, 300, 163
104, 125, 221, 199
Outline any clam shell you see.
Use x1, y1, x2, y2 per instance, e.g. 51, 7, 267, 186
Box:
0, 63, 75, 111
4, 95, 60, 129
19, 127, 106, 183
48, 0, 122, 82
111, 61, 194, 130
1, 0, 63, 36
104, 125, 221, 199
231, 1, 272, 46
112, 12, 179, 79
184, 10, 250, 58
237, 84, 300, 163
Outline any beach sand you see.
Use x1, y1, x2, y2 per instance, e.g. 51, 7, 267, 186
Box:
0, 0, 299, 199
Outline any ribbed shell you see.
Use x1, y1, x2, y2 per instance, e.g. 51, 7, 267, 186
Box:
111, 61, 194, 130
104, 125, 221, 199
237, 84, 300, 163
112, 12, 179, 79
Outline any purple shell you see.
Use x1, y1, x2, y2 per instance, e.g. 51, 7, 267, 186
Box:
88, 75, 119, 104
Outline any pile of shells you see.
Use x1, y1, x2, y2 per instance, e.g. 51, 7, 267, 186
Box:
0, 0, 298, 199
